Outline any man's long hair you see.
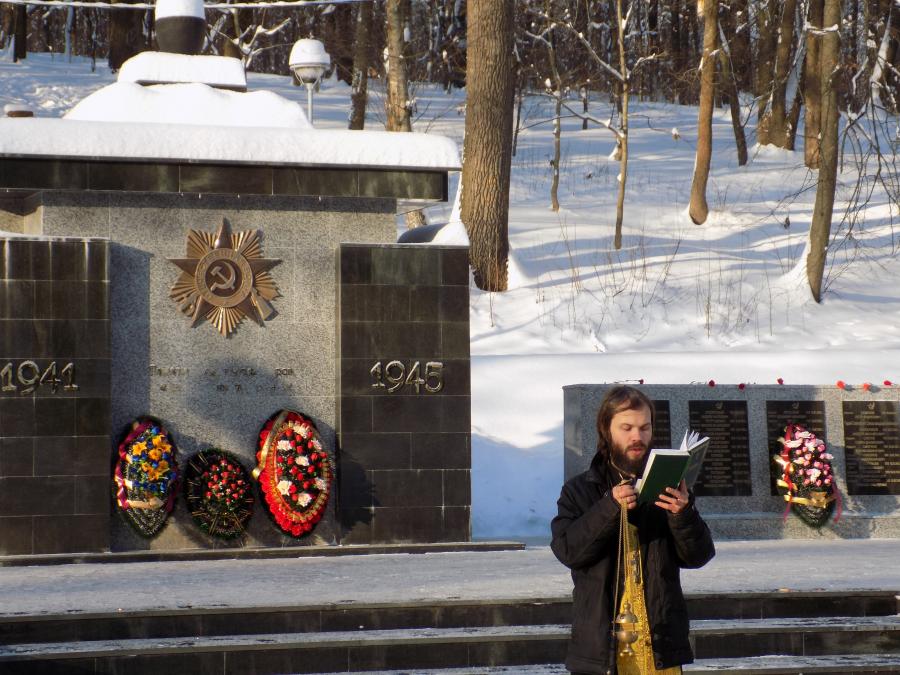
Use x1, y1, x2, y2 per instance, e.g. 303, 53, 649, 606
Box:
595, 385, 655, 462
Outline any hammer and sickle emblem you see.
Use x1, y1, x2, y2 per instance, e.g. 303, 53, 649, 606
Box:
209, 263, 237, 292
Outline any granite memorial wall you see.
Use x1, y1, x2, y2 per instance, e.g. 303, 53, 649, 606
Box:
0, 162, 469, 554
564, 383, 900, 538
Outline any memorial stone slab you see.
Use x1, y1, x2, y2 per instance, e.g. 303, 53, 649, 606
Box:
564, 383, 900, 539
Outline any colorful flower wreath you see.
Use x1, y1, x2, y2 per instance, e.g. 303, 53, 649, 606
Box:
113, 417, 179, 538
774, 423, 841, 527
254, 410, 332, 537
184, 449, 254, 539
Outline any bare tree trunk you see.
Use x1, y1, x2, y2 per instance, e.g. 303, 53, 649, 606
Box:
385, 0, 412, 132
385, 0, 425, 228
460, 0, 515, 292
804, 0, 824, 168
108, 0, 146, 71
689, 0, 718, 224
806, 0, 841, 303
755, 0, 778, 144
551, 95, 562, 212
581, 87, 589, 130
13, 4, 26, 61
761, 0, 798, 147
718, 24, 748, 166
613, 0, 629, 249
348, 0, 372, 130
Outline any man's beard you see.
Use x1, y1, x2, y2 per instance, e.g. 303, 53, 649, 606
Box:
610, 441, 650, 477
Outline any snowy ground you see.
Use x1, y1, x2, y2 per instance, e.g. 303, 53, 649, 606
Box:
2, 52, 899, 540
0, 540, 898, 616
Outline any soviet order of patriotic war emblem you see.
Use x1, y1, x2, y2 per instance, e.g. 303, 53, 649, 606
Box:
169, 218, 280, 336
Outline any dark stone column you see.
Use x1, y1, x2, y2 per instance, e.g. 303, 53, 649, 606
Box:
337, 244, 470, 543
0, 238, 111, 554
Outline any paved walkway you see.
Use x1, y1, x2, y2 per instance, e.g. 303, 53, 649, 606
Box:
1, 540, 898, 617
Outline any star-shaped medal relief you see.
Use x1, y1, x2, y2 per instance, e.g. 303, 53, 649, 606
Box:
169, 219, 281, 337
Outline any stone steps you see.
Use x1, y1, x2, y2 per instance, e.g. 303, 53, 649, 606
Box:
0, 592, 896, 674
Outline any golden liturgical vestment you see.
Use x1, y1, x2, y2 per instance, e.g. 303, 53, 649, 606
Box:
614, 513, 682, 675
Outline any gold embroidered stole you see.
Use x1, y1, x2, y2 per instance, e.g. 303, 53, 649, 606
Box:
614, 505, 681, 675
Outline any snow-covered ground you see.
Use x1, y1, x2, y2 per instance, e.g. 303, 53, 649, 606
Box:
2, 52, 899, 541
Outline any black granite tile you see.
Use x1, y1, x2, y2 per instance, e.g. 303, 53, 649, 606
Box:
424, 359, 469, 396
33, 280, 54, 319
1, 660, 95, 674
441, 321, 471, 358
358, 170, 446, 201
274, 167, 358, 197
76, 397, 110, 436
802, 625, 900, 655
443, 395, 471, 431
33, 436, 76, 474
86, 240, 109, 282
442, 506, 471, 542
76, 435, 114, 472
338, 464, 374, 508
50, 241, 89, 281
340, 285, 410, 322
85, 282, 109, 320
0, 476, 74, 516
339, 396, 372, 433
340, 432, 411, 470
2, 239, 33, 280
67, 358, 112, 399
102, 652, 224, 675
339, 358, 380, 397
225, 647, 347, 674
48, 319, 78, 358
88, 161, 179, 192
0, 280, 35, 319
409, 286, 440, 322
34, 397, 76, 437
0, 436, 33, 476
29, 240, 52, 279
0, 159, 88, 191
75, 475, 110, 515
339, 246, 372, 285
693, 630, 803, 659
0, 397, 35, 437
441, 248, 470, 286
0, 515, 32, 554
48, 282, 87, 319
339, 507, 373, 544
371, 469, 442, 508
411, 432, 470, 469
372, 395, 470, 433
370, 247, 441, 286
349, 641, 467, 670
34, 396, 75, 436
468, 637, 566, 667
73, 320, 110, 359
370, 506, 443, 543
33, 513, 107, 553
180, 164, 272, 195
439, 285, 470, 322
340, 322, 443, 358
443, 469, 470, 506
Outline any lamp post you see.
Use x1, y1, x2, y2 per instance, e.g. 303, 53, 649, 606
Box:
289, 39, 330, 125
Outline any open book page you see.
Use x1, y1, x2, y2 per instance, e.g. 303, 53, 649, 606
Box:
635, 429, 710, 502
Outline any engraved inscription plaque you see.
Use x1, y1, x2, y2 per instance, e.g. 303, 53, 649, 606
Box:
652, 400, 672, 450
688, 400, 752, 496
843, 401, 900, 495
766, 400, 827, 495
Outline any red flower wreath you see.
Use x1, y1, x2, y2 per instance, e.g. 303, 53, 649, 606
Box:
254, 410, 332, 537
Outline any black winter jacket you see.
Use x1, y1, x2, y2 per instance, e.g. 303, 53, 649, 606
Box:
551, 455, 715, 675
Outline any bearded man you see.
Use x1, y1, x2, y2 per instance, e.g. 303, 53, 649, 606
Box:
551, 385, 715, 675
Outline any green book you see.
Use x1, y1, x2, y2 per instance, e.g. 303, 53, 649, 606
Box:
635, 430, 710, 504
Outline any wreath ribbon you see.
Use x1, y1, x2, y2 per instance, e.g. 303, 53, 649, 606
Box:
253, 409, 288, 480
